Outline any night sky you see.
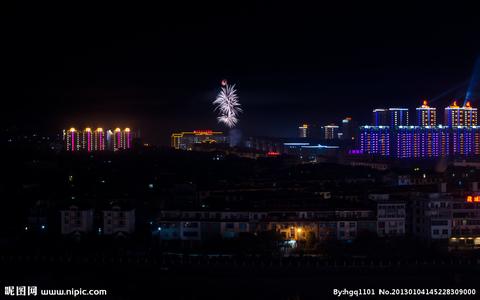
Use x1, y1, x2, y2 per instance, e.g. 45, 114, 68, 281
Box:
4, 2, 480, 145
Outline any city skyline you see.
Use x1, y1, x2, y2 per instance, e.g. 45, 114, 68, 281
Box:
3, 2, 480, 145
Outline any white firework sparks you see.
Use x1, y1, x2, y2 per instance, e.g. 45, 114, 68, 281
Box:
213, 82, 242, 128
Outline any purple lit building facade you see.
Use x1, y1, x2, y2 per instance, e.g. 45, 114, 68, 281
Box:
360, 101, 480, 159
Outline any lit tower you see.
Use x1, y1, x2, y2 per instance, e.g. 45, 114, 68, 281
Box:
298, 124, 308, 138
94, 128, 105, 151
124, 128, 132, 149
463, 101, 478, 127
341, 117, 355, 141
389, 108, 409, 126
444, 100, 478, 127
82, 128, 93, 152
65, 127, 80, 151
372, 109, 389, 126
445, 101, 461, 126
416, 100, 436, 127
323, 124, 339, 140
113, 128, 123, 151
106, 129, 114, 151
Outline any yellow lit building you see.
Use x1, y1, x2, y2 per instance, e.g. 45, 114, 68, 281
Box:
171, 130, 227, 150
298, 124, 308, 138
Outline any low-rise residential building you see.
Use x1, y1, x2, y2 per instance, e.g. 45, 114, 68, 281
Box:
156, 208, 376, 243
376, 202, 406, 237
412, 193, 452, 240
448, 196, 480, 250
103, 205, 135, 236
61, 205, 94, 235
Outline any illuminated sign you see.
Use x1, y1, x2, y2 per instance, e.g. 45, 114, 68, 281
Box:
267, 151, 280, 156
466, 195, 480, 203
193, 130, 213, 135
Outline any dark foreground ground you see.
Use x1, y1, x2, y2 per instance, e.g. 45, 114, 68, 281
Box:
1, 254, 479, 299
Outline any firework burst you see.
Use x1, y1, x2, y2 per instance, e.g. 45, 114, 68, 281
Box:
213, 80, 242, 128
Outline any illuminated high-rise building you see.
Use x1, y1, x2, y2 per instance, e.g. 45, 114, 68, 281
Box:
341, 117, 355, 141
298, 124, 308, 138
360, 126, 390, 156
372, 109, 389, 126
63, 127, 134, 152
113, 128, 123, 151
416, 100, 436, 126
82, 128, 93, 152
463, 101, 477, 126
361, 126, 450, 159
323, 124, 339, 140
124, 128, 132, 149
451, 127, 480, 156
171, 130, 227, 150
444, 100, 477, 127
64, 128, 80, 152
94, 128, 105, 151
106, 129, 114, 151
389, 108, 409, 126
360, 100, 480, 158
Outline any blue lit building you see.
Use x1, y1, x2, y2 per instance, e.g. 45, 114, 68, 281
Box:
360, 101, 480, 159
372, 109, 389, 126
389, 108, 409, 127
360, 126, 390, 156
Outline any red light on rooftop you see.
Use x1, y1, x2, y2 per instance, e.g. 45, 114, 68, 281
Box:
466, 101, 471, 108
